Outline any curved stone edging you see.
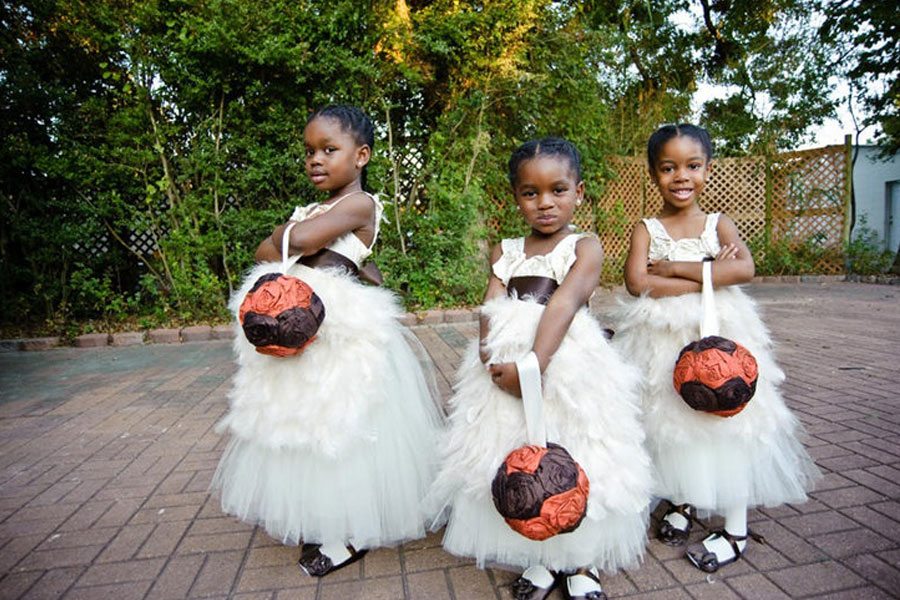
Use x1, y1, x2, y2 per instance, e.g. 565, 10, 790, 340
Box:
6, 275, 899, 352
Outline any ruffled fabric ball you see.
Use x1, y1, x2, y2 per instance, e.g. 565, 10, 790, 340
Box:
491, 443, 590, 541
238, 273, 325, 357
673, 335, 758, 417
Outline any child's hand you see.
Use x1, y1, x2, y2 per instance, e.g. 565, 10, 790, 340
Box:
716, 243, 739, 261
647, 259, 676, 278
488, 362, 522, 398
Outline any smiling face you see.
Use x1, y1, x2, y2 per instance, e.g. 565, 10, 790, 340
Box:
513, 155, 583, 237
303, 116, 369, 195
650, 135, 711, 212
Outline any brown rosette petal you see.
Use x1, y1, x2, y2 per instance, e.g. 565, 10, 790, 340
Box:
276, 307, 320, 349
242, 311, 280, 347
491, 470, 545, 520
537, 443, 580, 495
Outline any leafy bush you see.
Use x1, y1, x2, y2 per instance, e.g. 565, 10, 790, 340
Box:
845, 216, 895, 275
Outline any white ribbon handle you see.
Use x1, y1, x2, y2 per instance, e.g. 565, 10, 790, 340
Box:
281, 222, 303, 273
515, 351, 546, 447
700, 260, 719, 337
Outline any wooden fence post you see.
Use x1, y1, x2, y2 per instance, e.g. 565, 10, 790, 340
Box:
842, 133, 853, 249
764, 153, 773, 249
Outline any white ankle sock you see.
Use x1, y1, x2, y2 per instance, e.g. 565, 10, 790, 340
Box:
567, 567, 601, 596
319, 541, 352, 565
521, 565, 554, 589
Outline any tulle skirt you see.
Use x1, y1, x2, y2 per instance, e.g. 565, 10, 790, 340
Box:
426, 297, 652, 572
611, 287, 821, 512
211, 262, 445, 548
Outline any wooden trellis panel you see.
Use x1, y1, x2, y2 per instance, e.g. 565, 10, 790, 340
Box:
767, 145, 848, 274
581, 144, 849, 281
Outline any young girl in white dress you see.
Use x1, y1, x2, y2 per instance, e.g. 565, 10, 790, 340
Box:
612, 123, 821, 572
427, 138, 651, 600
211, 105, 444, 577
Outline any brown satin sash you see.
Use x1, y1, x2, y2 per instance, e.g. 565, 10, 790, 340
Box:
300, 248, 360, 278
507, 276, 559, 305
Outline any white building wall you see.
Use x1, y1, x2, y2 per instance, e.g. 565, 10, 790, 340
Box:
853, 146, 900, 251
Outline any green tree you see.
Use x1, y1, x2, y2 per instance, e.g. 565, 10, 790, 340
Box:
820, 0, 899, 155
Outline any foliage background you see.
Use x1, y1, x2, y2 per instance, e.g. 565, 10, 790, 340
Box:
1, 0, 895, 335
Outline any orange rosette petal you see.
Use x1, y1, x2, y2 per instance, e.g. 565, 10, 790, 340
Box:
735, 345, 759, 383
505, 515, 557, 541
504, 445, 547, 476
541, 467, 589, 534
672, 352, 697, 390
275, 276, 314, 313
694, 348, 733, 389
240, 279, 285, 322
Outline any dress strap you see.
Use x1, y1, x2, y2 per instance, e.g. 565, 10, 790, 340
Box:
367, 194, 384, 250
642, 217, 668, 240
501, 237, 525, 257
704, 213, 721, 236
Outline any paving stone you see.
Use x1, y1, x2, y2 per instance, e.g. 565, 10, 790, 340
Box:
809, 527, 894, 558
320, 575, 404, 600
147, 328, 181, 344
181, 325, 213, 343
111, 331, 145, 346
22, 566, 85, 599
405, 570, 452, 600
190, 550, 244, 596
0, 282, 897, 599
74, 333, 111, 348
20, 336, 61, 351
145, 553, 205, 599
842, 554, 900, 596
0, 338, 24, 352
767, 561, 866, 597
64, 579, 152, 600
75, 557, 166, 586
212, 324, 235, 340
443, 307, 477, 323
397, 312, 417, 326
416, 309, 444, 325
446, 565, 497, 599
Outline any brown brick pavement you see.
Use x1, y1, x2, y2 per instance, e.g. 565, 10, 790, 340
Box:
0, 282, 898, 599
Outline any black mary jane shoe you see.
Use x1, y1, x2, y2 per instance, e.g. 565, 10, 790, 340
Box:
657, 500, 699, 547
510, 568, 559, 600
686, 529, 765, 573
562, 568, 607, 600
298, 543, 368, 577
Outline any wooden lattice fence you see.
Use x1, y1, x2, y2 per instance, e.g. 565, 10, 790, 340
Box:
543, 141, 851, 281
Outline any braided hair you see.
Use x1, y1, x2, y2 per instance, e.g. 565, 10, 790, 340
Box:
647, 124, 713, 171
508, 137, 583, 187
307, 105, 375, 190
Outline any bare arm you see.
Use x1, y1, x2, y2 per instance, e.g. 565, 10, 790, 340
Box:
624, 222, 702, 298
254, 192, 375, 263
531, 236, 602, 372
479, 243, 507, 364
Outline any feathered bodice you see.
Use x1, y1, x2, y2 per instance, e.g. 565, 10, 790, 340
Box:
643, 213, 721, 262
